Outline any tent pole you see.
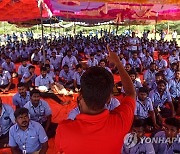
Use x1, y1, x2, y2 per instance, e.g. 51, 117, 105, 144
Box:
50, 17, 52, 41
155, 13, 158, 40
40, 1, 45, 65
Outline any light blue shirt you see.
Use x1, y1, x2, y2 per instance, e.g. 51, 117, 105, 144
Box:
24, 100, 52, 124
68, 97, 120, 120
149, 89, 172, 108
128, 58, 142, 68
0, 70, 11, 86
142, 56, 153, 69
2, 62, 15, 73
62, 55, 78, 69
9, 120, 48, 153
168, 79, 180, 98
0, 104, 15, 136
164, 68, 175, 80
9, 52, 20, 62
59, 70, 74, 82
21, 71, 36, 84
20, 49, 29, 59
18, 64, 31, 76
13, 91, 31, 108
144, 69, 157, 88
50, 57, 61, 70
35, 75, 54, 89
135, 97, 154, 119
153, 131, 180, 154
155, 59, 167, 70
73, 71, 85, 86
122, 140, 155, 154
87, 58, 98, 67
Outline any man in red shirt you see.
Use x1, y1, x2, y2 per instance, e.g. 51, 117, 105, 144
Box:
55, 46, 136, 154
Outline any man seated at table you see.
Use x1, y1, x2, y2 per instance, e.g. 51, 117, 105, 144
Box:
24, 89, 57, 138
9, 108, 48, 154
0, 66, 15, 93
13, 82, 30, 109
0, 97, 15, 149
59, 64, 74, 88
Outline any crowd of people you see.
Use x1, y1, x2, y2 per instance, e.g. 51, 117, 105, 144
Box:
0, 30, 179, 153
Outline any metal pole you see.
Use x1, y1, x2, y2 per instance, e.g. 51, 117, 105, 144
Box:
155, 13, 158, 40
50, 17, 52, 41
40, 1, 45, 65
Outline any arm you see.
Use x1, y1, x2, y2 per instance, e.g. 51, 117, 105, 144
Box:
39, 141, 48, 154
23, 73, 34, 83
169, 102, 175, 117
149, 111, 159, 129
45, 115, 51, 132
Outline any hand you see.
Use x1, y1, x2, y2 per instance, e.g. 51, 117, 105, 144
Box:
154, 124, 160, 130
107, 45, 120, 65
75, 88, 79, 92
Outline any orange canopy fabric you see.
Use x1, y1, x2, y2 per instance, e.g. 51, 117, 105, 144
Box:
0, 0, 48, 22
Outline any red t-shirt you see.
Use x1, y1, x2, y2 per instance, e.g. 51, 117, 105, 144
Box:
55, 96, 135, 154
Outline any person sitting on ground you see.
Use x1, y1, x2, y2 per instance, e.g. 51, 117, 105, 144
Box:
164, 62, 178, 81
1, 56, 16, 74
0, 66, 15, 93
17, 59, 31, 81
9, 108, 48, 154
59, 64, 74, 89
155, 53, 167, 72
55, 46, 136, 154
87, 53, 98, 67
134, 87, 159, 129
73, 64, 85, 92
169, 50, 179, 64
153, 117, 180, 154
0, 97, 15, 149
128, 52, 142, 73
13, 82, 30, 109
149, 80, 175, 119
99, 59, 112, 73
21, 65, 36, 88
122, 119, 155, 154
24, 89, 57, 138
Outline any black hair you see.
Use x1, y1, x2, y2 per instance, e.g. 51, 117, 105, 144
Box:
14, 108, 29, 119
63, 64, 69, 68
133, 119, 146, 128
90, 53, 95, 57
157, 80, 166, 86
30, 89, 40, 97
150, 62, 156, 66
28, 65, 35, 70
80, 67, 114, 111
45, 64, 50, 68
165, 117, 180, 129
99, 59, 107, 64
17, 82, 26, 88
129, 70, 137, 76
138, 87, 149, 94
40, 66, 47, 72
155, 72, 163, 77
76, 64, 82, 69
22, 58, 27, 62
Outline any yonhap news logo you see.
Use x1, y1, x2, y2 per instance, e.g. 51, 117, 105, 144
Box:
124, 133, 180, 148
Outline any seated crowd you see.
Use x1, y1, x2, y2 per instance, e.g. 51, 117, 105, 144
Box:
0, 31, 179, 154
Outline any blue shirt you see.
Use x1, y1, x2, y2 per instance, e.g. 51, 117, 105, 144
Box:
144, 69, 157, 88
135, 97, 154, 119
20, 49, 29, 59
21, 71, 37, 84
2, 62, 15, 73
68, 97, 120, 120
24, 100, 52, 124
0, 70, 11, 86
128, 58, 141, 68
142, 56, 153, 69
153, 131, 180, 154
164, 68, 175, 80
9, 52, 20, 62
155, 59, 167, 70
18, 64, 31, 76
35, 75, 54, 89
59, 70, 74, 82
168, 79, 180, 98
0, 104, 15, 136
73, 71, 85, 86
9, 120, 48, 153
50, 57, 61, 70
87, 58, 98, 67
149, 89, 172, 108
13, 91, 31, 108
122, 140, 155, 154
62, 55, 78, 69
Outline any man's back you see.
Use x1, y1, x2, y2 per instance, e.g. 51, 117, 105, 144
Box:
55, 96, 135, 154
